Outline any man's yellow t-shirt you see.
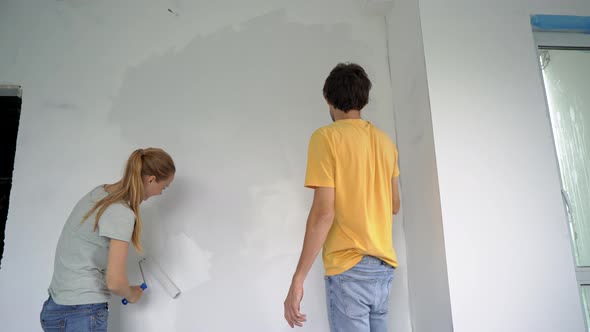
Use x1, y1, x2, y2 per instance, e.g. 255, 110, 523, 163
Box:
305, 119, 399, 276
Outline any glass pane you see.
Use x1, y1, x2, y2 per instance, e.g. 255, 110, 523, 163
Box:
541, 49, 590, 267
583, 285, 590, 331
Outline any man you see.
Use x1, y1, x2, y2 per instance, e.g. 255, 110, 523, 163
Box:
284, 63, 401, 332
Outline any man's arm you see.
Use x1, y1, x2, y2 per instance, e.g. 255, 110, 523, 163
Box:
392, 176, 400, 215
284, 187, 335, 328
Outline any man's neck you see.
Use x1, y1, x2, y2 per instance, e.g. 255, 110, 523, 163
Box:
333, 109, 361, 121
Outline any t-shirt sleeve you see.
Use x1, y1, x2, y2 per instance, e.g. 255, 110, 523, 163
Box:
393, 144, 400, 178
305, 130, 335, 188
98, 204, 136, 242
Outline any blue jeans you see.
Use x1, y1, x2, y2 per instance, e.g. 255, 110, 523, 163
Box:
325, 256, 395, 332
40, 296, 109, 332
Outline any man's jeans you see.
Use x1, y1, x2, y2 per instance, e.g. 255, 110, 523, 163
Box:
325, 256, 395, 332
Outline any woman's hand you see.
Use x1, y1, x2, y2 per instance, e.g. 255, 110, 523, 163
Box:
125, 285, 145, 304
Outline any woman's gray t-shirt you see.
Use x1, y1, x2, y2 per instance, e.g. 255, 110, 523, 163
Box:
48, 186, 135, 305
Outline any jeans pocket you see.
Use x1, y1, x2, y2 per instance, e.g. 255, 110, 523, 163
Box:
40, 301, 66, 332
40, 317, 66, 332
94, 306, 109, 324
375, 275, 394, 314
91, 305, 109, 332
337, 276, 372, 319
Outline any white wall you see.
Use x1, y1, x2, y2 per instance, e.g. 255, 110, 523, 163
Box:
0, 1, 411, 331
417, 1, 590, 331
386, 0, 453, 331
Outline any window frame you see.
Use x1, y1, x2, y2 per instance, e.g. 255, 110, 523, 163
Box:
534, 31, 590, 331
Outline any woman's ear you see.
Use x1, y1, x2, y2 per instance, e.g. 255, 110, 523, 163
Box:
147, 175, 156, 184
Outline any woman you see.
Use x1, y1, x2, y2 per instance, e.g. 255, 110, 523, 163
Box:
40, 148, 175, 331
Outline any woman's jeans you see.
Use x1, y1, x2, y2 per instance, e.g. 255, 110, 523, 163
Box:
40, 296, 108, 332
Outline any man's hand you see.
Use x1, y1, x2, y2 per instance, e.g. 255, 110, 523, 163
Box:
283, 187, 334, 328
284, 280, 307, 328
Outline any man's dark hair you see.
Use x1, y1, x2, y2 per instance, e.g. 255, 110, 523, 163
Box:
323, 63, 372, 112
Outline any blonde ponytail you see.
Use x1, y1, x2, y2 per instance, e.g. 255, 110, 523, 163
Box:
82, 148, 175, 252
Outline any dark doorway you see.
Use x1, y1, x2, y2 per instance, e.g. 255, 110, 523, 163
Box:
0, 90, 22, 269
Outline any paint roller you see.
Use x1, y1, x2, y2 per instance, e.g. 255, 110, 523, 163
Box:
121, 258, 148, 305
122, 256, 181, 305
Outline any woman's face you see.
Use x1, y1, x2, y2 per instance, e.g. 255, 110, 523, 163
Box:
142, 173, 175, 200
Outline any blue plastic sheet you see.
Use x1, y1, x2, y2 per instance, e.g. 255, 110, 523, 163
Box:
531, 15, 590, 34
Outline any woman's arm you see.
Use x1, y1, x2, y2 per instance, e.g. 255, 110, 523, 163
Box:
106, 239, 143, 303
